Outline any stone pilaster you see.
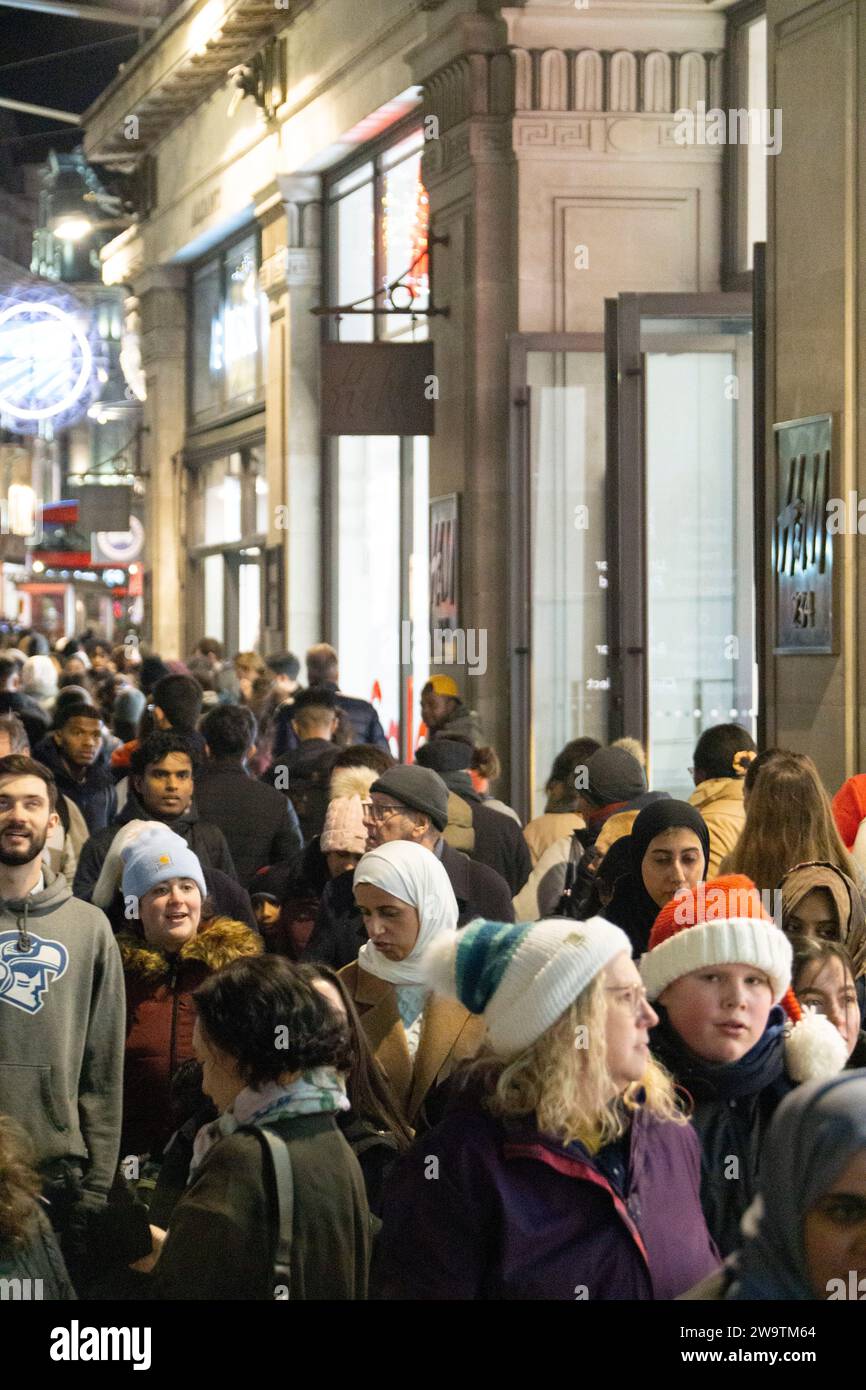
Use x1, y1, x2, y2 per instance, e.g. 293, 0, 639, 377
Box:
136, 266, 186, 655
255, 174, 322, 657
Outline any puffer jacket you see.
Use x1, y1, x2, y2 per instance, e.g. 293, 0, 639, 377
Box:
117, 916, 261, 1158
688, 778, 746, 877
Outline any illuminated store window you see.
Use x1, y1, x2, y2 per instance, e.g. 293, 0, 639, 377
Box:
190, 230, 267, 425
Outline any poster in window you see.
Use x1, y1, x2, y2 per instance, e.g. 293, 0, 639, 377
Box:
430, 494, 458, 631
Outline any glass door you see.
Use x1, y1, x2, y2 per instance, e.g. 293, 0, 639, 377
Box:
509, 334, 608, 821
605, 293, 755, 797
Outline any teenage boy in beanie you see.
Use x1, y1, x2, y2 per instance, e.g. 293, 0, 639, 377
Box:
641, 874, 847, 1256
375, 915, 720, 1300
415, 738, 531, 895
0, 754, 124, 1275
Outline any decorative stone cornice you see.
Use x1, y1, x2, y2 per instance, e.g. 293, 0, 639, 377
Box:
420, 42, 725, 181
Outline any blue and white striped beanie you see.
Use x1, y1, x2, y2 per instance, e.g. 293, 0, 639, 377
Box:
421, 916, 632, 1057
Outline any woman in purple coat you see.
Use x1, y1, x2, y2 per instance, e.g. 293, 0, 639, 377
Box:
374, 916, 720, 1300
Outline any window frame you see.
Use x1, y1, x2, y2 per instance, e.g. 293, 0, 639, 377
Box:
186, 223, 266, 429
322, 111, 427, 345
722, 0, 767, 292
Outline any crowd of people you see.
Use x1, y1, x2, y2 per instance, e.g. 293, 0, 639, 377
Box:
1, 626, 866, 1302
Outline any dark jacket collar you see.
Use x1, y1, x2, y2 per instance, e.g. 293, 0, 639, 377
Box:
117, 788, 199, 830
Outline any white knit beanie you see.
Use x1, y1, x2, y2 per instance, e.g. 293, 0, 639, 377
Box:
422, 916, 632, 1057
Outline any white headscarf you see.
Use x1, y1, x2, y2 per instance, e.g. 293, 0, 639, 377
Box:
354, 840, 458, 986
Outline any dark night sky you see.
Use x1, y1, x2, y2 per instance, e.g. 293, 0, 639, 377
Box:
0, 6, 147, 166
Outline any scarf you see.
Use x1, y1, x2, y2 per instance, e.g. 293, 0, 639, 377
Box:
729, 1072, 866, 1300
651, 1004, 788, 1103
779, 860, 866, 979
354, 839, 458, 986
189, 1069, 349, 1177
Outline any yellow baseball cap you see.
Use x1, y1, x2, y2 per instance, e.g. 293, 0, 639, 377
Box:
427, 675, 459, 698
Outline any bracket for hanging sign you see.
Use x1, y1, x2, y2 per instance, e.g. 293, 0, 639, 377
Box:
312, 232, 450, 320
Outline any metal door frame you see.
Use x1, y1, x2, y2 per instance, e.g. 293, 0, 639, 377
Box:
508, 332, 605, 823
605, 292, 753, 753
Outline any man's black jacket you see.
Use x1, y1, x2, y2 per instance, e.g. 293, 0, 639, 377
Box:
194, 758, 302, 886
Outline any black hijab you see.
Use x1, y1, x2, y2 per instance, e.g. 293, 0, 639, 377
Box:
602, 799, 711, 957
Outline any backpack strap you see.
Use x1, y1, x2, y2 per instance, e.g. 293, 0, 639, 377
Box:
239, 1124, 294, 1298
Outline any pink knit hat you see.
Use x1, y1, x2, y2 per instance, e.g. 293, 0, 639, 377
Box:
321, 795, 367, 854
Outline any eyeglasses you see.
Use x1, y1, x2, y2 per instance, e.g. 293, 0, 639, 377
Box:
605, 985, 651, 1018
365, 802, 407, 823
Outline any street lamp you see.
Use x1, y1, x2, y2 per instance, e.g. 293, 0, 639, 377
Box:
53, 214, 133, 242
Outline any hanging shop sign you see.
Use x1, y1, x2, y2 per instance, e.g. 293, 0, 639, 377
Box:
73, 484, 133, 536
0, 288, 101, 435
320, 342, 435, 436
430, 493, 459, 631
92, 515, 144, 565
773, 414, 834, 654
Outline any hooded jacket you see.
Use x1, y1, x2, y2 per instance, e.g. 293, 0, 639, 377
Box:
0, 868, 124, 1204
72, 790, 237, 905
117, 915, 261, 1157
32, 734, 117, 835
374, 1103, 719, 1300
688, 777, 746, 877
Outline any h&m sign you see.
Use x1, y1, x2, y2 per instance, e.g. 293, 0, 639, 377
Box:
773, 414, 834, 654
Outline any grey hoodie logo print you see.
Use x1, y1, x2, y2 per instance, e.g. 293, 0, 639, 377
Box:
0, 931, 69, 1014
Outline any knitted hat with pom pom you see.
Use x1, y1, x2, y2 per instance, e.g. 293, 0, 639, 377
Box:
320, 795, 366, 854
421, 915, 631, 1057
640, 875, 792, 1003
640, 875, 847, 1082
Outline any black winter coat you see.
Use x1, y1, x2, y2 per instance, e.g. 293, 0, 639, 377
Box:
265, 738, 340, 844
444, 778, 531, 895
32, 734, 117, 835
72, 792, 238, 905
273, 684, 390, 756
194, 759, 302, 886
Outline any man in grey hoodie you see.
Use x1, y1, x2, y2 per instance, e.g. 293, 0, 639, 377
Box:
0, 753, 124, 1273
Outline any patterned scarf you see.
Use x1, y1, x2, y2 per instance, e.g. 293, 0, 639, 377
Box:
189, 1068, 350, 1178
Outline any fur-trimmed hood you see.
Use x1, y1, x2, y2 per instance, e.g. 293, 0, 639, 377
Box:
117, 914, 262, 983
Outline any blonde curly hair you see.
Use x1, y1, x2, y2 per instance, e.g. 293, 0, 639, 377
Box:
467, 973, 684, 1152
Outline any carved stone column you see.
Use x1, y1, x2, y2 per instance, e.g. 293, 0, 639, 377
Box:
255, 174, 322, 655
136, 266, 186, 655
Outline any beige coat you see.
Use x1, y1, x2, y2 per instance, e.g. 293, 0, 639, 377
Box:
688, 778, 746, 878
339, 961, 486, 1126
523, 811, 585, 866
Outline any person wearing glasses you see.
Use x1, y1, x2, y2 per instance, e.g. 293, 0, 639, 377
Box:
374, 916, 720, 1300
364, 766, 514, 924
339, 839, 486, 1128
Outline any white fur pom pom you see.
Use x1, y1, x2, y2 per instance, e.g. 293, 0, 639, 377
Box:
417, 930, 461, 1000
785, 1006, 849, 1082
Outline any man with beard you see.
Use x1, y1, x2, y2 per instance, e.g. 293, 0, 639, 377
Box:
0, 754, 124, 1278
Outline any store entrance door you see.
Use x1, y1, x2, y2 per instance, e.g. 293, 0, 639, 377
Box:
605, 292, 755, 798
